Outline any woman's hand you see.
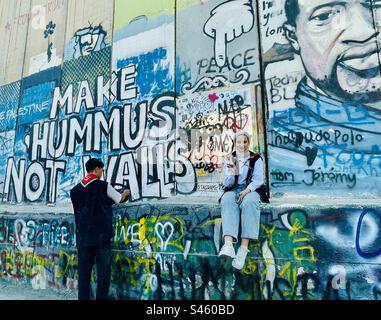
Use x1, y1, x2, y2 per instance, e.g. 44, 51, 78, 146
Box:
237, 189, 251, 204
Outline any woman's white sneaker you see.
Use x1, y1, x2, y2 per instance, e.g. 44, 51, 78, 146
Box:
218, 242, 236, 258
232, 246, 249, 270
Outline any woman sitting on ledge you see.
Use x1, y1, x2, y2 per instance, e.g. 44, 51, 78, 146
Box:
218, 130, 264, 270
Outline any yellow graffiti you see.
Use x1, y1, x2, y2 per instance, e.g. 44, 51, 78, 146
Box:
0, 248, 75, 281
261, 225, 276, 247
200, 218, 222, 228
196, 170, 208, 177
242, 258, 257, 275
289, 220, 314, 238
138, 217, 149, 250
278, 262, 291, 282
277, 262, 300, 297
113, 252, 157, 288
114, 214, 186, 250
56, 249, 76, 279
293, 237, 310, 243
293, 246, 317, 262
293, 267, 297, 290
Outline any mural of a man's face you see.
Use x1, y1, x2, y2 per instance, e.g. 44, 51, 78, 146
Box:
79, 33, 100, 56
284, 0, 381, 104
73, 25, 107, 59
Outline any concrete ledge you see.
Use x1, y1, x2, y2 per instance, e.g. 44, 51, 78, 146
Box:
2, 195, 381, 215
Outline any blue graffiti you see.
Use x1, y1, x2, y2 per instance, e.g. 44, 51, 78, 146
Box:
116, 47, 173, 98
0, 82, 20, 133
19, 81, 56, 125
356, 209, 381, 259
272, 104, 375, 129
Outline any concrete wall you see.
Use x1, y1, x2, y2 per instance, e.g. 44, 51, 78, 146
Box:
262, 0, 381, 199
0, 0, 381, 300
1, 203, 381, 300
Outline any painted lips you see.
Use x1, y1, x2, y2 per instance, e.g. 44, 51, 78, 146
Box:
341, 51, 380, 70
339, 49, 381, 78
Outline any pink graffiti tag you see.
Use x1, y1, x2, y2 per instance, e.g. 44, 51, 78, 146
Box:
208, 93, 219, 103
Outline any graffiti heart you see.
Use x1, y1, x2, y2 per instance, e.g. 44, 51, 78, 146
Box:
155, 222, 175, 252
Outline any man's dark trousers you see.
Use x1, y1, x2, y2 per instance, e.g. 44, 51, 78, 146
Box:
77, 242, 112, 300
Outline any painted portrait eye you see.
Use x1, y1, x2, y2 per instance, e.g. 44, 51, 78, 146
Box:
316, 12, 332, 21
310, 6, 343, 25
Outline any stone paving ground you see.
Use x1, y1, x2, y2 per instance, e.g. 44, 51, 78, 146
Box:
0, 280, 77, 300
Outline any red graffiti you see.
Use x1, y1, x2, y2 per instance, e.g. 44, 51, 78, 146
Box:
222, 113, 249, 132
5, 0, 65, 32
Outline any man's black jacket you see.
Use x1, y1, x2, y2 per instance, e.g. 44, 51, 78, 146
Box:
70, 179, 115, 248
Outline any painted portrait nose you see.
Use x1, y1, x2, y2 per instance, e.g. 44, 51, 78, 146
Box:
342, 3, 378, 44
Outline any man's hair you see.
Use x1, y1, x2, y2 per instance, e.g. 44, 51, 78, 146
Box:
285, 0, 300, 26
85, 158, 104, 173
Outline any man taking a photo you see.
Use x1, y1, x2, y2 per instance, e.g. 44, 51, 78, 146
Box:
70, 158, 130, 300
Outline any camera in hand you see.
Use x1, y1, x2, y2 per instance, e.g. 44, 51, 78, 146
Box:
111, 183, 130, 203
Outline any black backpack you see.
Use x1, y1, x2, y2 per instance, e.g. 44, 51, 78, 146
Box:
220, 151, 270, 203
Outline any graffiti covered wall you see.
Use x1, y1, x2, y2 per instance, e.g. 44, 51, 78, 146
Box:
0, 0, 266, 204
1, 204, 381, 300
1, 1, 380, 203
260, 0, 381, 199
0, 0, 381, 300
